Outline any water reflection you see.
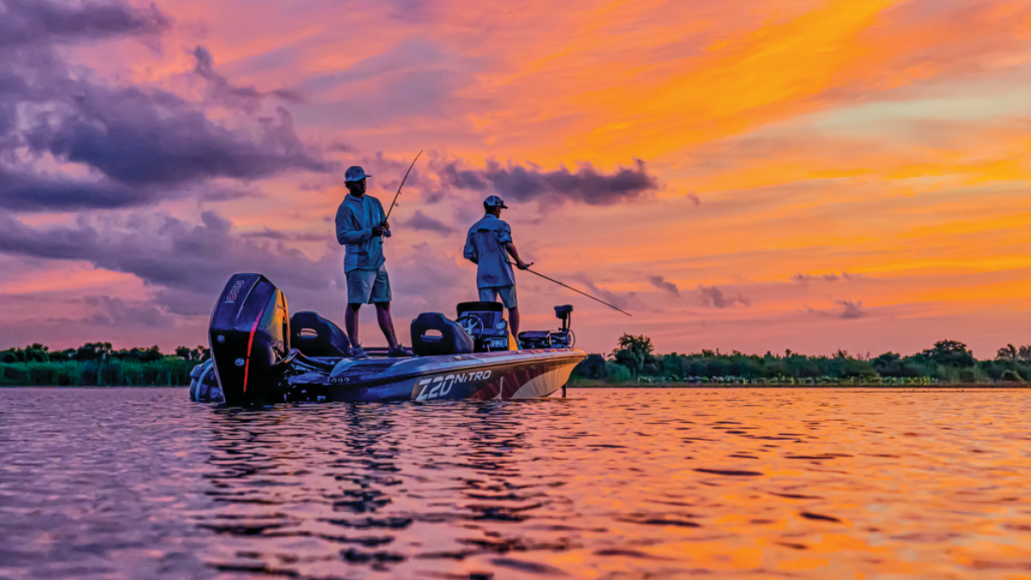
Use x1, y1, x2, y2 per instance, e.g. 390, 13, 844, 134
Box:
3, 388, 1031, 579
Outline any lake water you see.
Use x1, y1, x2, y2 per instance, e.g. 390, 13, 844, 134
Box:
2, 388, 1030, 579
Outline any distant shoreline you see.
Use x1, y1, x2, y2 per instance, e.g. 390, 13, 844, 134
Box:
568, 380, 1030, 389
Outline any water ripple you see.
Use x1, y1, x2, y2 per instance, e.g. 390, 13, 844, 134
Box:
2, 387, 1031, 579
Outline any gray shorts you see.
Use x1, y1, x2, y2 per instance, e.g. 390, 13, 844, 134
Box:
479, 285, 517, 309
347, 267, 391, 304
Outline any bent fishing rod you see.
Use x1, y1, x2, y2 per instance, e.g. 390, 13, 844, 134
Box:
384, 150, 422, 223
509, 261, 632, 317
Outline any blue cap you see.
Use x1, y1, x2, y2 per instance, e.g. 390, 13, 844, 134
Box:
345, 166, 371, 182
484, 195, 508, 209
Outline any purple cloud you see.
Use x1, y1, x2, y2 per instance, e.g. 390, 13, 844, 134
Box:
648, 275, 680, 297
0, 0, 169, 49
442, 159, 659, 206
837, 300, 866, 319
0, 1, 336, 214
400, 210, 456, 236
192, 45, 302, 112
698, 285, 749, 308
792, 272, 841, 284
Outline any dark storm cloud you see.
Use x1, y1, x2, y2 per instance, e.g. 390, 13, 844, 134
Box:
0, 2, 335, 213
647, 275, 680, 297
0, 0, 169, 49
441, 159, 659, 206
698, 285, 749, 308
400, 210, 456, 236
0, 211, 336, 315
27, 93, 332, 186
442, 164, 488, 191
0, 166, 158, 212
0, 211, 478, 328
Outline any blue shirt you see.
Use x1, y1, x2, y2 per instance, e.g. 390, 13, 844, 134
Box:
464, 214, 515, 288
335, 194, 386, 272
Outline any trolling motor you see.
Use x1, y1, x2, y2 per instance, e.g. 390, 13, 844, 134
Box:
518, 305, 575, 349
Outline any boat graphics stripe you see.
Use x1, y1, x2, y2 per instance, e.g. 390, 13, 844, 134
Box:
333, 349, 584, 388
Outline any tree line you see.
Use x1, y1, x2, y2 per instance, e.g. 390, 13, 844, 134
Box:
572, 335, 1031, 385
0, 343, 209, 387
6, 336, 1030, 387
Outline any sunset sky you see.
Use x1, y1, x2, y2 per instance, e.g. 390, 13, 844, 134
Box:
2, 0, 1030, 357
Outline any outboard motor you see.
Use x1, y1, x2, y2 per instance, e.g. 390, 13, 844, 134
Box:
456, 302, 511, 351
209, 273, 290, 405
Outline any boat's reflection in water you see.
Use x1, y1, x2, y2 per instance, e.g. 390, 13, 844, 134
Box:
196, 399, 581, 577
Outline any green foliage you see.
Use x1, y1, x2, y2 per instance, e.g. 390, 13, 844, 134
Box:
580, 336, 1031, 385
572, 354, 607, 380
0, 343, 202, 386
1001, 369, 1025, 383
611, 334, 655, 377
605, 362, 632, 384
920, 339, 975, 367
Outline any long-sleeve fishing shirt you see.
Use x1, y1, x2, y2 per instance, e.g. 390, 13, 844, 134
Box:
335, 194, 386, 273
463, 214, 515, 289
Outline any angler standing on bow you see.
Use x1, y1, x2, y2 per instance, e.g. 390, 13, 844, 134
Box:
464, 195, 529, 341
336, 166, 406, 357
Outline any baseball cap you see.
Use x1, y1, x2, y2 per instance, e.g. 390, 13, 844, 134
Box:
345, 166, 371, 182
484, 195, 508, 209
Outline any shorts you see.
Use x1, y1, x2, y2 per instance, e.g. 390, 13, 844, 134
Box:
347, 266, 391, 304
479, 285, 517, 309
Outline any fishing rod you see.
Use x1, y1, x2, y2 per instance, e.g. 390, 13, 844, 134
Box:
510, 261, 633, 317
384, 150, 422, 223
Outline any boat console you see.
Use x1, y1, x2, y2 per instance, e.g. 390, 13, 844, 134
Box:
456, 302, 511, 351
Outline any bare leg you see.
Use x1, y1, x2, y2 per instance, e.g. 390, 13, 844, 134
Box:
375, 302, 400, 350
508, 307, 520, 343
345, 303, 361, 348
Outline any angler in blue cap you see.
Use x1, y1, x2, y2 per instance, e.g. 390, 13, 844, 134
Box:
464, 195, 530, 341
336, 166, 406, 357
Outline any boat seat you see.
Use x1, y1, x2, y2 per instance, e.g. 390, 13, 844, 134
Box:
411, 312, 474, 356
291, 311, 350, 357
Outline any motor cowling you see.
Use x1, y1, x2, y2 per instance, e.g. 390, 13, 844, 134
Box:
208, 274, 290, 404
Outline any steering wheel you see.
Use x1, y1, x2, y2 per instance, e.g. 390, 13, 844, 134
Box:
456, 315, 484, 338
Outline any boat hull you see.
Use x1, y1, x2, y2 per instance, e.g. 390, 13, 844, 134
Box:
292, 349, 584, 403
193, 349, 585, 404
197, 272, 586, 405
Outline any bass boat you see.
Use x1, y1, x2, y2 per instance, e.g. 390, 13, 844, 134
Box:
190, 273, 586, 404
